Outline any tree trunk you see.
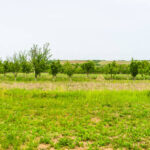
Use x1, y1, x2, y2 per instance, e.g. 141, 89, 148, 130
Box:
52, 75, 56, 81
35, 73, 37, 81
14, 73, 17, 81
69, 76, 72, 81
87, 73, 89, 78
128, 74, 130, 80
24, 73, 26, 78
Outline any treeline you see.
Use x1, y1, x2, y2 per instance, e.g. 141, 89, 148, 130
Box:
0, 43, 149, 80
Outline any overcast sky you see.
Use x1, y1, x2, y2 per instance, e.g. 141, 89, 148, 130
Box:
0, 0, 150, 60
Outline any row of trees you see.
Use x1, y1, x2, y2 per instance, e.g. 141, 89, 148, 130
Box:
0, 43, 95, 80
105, 59, 150, 79
0, 43, 149, 80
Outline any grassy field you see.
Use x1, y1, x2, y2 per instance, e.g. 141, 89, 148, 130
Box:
0, 73, 150, 82
0, 89, 150, 150
0, 73, 98, 82
2, 80, 150, 91
1, 73, 150, 149
1, 73, 150, 91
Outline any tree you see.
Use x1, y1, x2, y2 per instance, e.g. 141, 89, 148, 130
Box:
138, 60, 149, 78
19, 51, 32, 76
81, 61, 95, 77
63, 62, 75, 80
130, 59, 138, 79
49, 60, 61, 79
106, 61, 118, 79
147, 63, 150, 76
118, 64, 130, 74
0, 59, 4, 74
3, 60, 10, 76
74, 63, 84, 74
11, 54, 21, 81
29, 43, 52, 79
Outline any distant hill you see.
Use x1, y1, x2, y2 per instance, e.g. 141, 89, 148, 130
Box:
60, 60, 130, 65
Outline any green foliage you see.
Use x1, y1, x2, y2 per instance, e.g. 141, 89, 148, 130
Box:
10, 54, 20, 80
3, 60, 10, 75
19, 51, 32, 74
105, 61, 118, 78
81, 61, 95, 77
73, 63, 84, 74
29, 43, 52, 79
49, 60, 61, 77
0, 59, 4, 74
1, 46, 150, 81
118, 64, 130, 74
138, 60, 149, 77
63, 62, 75, 78
130, 59, 139, 79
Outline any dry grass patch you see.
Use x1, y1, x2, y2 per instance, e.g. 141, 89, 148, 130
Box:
38, 144, 50, 150
52, 135, 63, 144
102, 148, 113, 150
1, 80, 150, 91
96, 75, 105, 81
91, 117, 101, 123
73, 141, 93, 150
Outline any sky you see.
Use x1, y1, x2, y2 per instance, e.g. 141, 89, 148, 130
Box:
0, 0, 150, 60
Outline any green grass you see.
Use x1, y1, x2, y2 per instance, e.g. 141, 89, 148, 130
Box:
104, 74, 150, 80
1, 73, 150, 83
0, 73, 98, 82
0, 89, 150, 149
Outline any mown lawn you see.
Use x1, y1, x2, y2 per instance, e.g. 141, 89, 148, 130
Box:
0, 89, 150, 149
